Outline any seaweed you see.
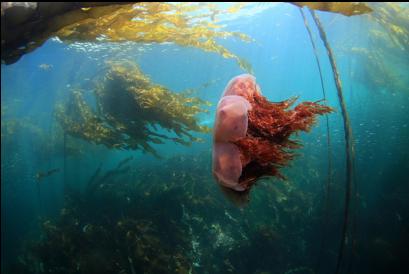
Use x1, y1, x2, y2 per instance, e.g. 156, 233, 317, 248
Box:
289, 2, 373, 16
55, 3, 253, 72
299, 7, 333, 273
308, 9, 355, 274
12, 152, 318, 274
85, 157, 132, 196
2, 3, 253, 71
348, 3, 409, 94
56, 60, 211, 156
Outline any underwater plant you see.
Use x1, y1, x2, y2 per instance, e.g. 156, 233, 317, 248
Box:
369, 2, 409, 53
2, 2, 377, 65
11, 152, 316, 274
2, 2, 253, 71
56, 3, 253, 72
289, 2, 373, 16
1, 117, 67, 159
56, 60, 211, 157
349, 3, 409, 94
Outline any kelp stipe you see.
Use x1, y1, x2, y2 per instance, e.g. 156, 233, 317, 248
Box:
299, 7, 333, 274
308, 8, 356, 274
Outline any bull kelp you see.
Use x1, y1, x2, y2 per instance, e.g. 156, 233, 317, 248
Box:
56, 61, 211, 157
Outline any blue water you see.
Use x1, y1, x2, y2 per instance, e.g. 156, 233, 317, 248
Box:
2, 3, 409, 274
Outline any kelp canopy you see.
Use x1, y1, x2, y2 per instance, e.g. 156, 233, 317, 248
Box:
2, 2, 380, 65
56, 3, 253, 72
56, 61, 211, 157
2, 2, 252, 71
290, 2, 373, 16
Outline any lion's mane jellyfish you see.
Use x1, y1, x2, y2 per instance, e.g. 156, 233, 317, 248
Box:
212, 74, 333, 192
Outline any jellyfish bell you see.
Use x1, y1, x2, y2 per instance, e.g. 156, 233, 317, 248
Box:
212, 142, 245, 191
212, 93, 253, 192
214, 95, 251, 142
222, 74, 260, 99
213, 74, 263, 192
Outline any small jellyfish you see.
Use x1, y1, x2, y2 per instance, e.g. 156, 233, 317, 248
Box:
212, 74, 332, 193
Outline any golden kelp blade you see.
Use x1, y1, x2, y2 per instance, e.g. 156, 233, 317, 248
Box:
2, 2, 252, 71
55, 3, 252, 71
290, 2, 373, 16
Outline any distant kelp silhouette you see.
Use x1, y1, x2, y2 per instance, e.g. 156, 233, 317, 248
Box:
56, 61, 211, 157
349, 3, 409, 94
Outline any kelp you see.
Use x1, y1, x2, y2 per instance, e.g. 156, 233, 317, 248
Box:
1, 102, 91, 159
349, 3, 409, 94
299, 8, 333, 273
86, 156, 133, 195
309, 9, 355, 274
350, 46, 409, 94
1, 119, 44, 140
56, 60, 211, 157
13, 152, 316, 274
369, 3, 409, 52
289, 2, 373, 16
2, 3, 252, 71
56, 3, 253, 71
